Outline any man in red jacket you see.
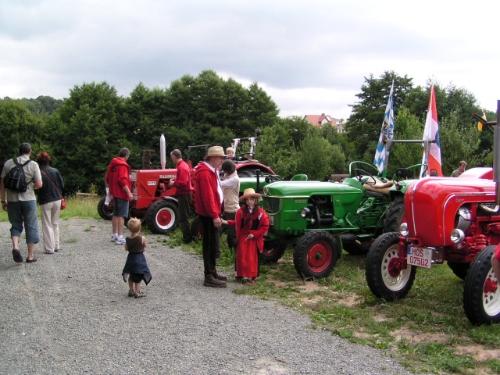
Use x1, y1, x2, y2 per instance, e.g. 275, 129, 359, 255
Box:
170, 149, 193, 244
195, 146, 227, 287
106, 148, 133, 245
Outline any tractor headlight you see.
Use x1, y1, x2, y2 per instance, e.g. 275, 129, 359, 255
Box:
399, 222, 409, 236
450, 229, 465, 244
300, 207, 311, 218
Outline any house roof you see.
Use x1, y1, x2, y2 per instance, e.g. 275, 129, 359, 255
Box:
304, 114, 338, 127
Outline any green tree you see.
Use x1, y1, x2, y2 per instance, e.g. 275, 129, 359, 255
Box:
53, 82, 126, 193
403, 82, 481, 128
255, 119, 299, 178
0, 100, 43, 170
385, 108, 424, 177
164, 70, 278, 149
346, 71, 413, 160
439, 111, 483, 174
298, 132, 346, 180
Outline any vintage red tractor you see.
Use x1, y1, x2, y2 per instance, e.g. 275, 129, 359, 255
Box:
366, 108, 500, 324
98, 131, 277, 235
97, 136, 182, 234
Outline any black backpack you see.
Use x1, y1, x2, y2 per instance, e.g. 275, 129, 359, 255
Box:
4, 159, 32, 192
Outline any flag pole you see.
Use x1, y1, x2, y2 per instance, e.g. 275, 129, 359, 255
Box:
495, 100, 500, 205
373, 81, 395, 178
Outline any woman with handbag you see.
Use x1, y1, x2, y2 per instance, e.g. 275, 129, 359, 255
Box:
36, 152, 65, 254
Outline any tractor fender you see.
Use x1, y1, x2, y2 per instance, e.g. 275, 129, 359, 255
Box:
159, 196, 179, 205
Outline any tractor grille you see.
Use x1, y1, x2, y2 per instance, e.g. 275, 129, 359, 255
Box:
262, 197, 281, 214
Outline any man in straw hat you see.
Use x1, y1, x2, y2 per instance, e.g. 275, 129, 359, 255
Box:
194, 146, 228, 287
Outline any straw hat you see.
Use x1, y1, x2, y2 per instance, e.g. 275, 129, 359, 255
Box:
204, 146, 226, 159
239, 188, 261, 201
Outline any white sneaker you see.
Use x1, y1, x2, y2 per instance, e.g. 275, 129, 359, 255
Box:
115, 236, 126, 245
110, 235, 118, 242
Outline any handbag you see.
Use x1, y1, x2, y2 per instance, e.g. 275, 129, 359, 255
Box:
41, 170, 66, 210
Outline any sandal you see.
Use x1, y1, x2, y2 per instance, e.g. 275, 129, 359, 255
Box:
135, 291, 146, 298
12, 249, 23, 263
26, 257, 37, 263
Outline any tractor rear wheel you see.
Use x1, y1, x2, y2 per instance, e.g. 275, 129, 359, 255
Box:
384, 195, 405, 232
342, 239, 373, 256
146, 200, 178, 234
97, 197, 113, 220
463, 246, 500, 325
366, 232, 416, 301
294, 231, 339, 279
259, 242, 286, 264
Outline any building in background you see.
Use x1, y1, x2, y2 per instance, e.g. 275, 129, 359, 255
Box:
304, 114, 344, 132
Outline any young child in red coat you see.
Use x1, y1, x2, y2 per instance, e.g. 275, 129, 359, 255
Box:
223, 188, 269, 284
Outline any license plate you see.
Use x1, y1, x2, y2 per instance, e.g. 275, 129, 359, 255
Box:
407, 246, 433, 268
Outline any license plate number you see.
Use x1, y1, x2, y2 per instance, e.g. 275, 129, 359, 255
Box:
407, 246, 432, 268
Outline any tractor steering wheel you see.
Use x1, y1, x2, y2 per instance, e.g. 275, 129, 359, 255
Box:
353, 169, 377, 185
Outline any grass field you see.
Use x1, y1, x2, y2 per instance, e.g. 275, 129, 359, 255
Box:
2, 196, 500, 374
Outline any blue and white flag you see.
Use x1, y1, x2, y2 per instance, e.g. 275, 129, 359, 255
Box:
373, 81, 395, 175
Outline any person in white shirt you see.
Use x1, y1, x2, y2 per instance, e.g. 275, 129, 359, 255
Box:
220, 160, 240, 251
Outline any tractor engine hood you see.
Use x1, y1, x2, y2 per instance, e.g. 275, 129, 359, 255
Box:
405, 177, 496, 246
262, 180, 362, 198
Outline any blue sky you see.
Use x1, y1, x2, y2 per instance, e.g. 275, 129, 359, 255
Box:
1, 0, 499, 120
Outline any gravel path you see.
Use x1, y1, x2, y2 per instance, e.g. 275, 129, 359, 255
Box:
0, 218, 422, 375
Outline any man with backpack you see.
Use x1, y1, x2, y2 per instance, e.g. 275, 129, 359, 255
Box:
0, 143, 43, 263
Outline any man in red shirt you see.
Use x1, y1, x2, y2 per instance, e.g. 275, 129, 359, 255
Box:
106, 148, 133, 245
195, 146, 227, 288
170, 149, 193, 244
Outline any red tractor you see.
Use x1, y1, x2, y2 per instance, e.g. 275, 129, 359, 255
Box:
98, 157, 181, 234
98, 131, 277, 235
365, 109, 500, 325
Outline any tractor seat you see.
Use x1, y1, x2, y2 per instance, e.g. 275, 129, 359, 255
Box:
363, 178, 393, 195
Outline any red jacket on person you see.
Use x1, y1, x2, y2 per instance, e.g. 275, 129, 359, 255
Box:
194, 161, 222, 219
173, 159, 193, 195
106, 157, 131, 200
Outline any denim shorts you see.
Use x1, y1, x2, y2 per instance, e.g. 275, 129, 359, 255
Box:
7, 200, 40, 244
113, 197, 129, 218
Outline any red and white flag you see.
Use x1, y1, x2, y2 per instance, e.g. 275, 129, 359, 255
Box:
420, 85, 443, 177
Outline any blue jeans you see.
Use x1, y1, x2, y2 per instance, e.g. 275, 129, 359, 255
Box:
113, 197, 129, 218
7, 200, 40, 244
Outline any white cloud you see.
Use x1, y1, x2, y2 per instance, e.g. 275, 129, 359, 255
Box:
0, 0, 499, 119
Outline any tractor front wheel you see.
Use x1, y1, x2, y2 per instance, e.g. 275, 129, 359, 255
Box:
366, 232, 416, 301
293, 231, 339, 279
146, 200, 178, 234
463, 246, 500, 325
97, 197, 113, 220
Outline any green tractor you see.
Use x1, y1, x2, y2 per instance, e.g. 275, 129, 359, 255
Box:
261, 159, 424, 279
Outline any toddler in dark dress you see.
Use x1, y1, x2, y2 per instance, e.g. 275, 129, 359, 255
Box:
122, 218, 152, 298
